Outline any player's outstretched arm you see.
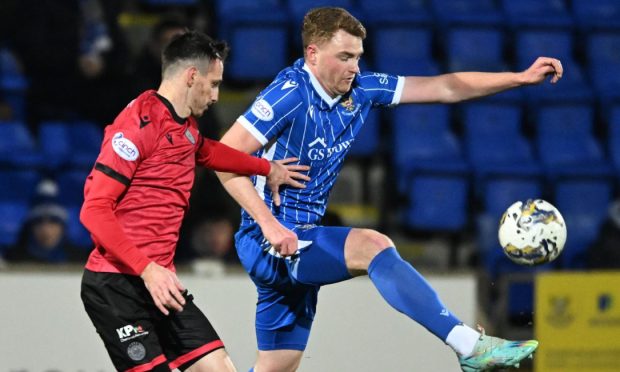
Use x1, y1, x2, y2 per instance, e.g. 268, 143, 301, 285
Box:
399, 56, 563, 104
197, 137, 310, 202
215, 121, 301, 257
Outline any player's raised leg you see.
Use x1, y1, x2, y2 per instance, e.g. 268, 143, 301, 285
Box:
344, 228, 538, 370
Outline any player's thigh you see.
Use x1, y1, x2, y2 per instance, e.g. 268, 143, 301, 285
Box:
159, 290, 228, 371
256, 349, 303, 372
81, 270, 168, 371
186, 349, 236, 372
292, 225, 353, 285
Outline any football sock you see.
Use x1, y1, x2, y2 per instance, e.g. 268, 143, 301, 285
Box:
368, 247, 461, 341
445, 323, 481, 356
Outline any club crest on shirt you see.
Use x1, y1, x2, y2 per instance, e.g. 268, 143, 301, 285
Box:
111, 132, 139, 161
340, 97, 356, 112
184, 128, 195, 144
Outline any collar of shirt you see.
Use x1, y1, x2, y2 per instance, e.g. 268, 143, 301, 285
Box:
301, 62, 342, 111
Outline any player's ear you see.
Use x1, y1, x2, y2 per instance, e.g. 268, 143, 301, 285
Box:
306, 44, 319, 65
186, 66, 198, 87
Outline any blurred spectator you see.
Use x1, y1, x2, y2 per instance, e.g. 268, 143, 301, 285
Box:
5, 179, 87, 264
587, 200, 620, 269
6, 0, 129, 131
130, 15, 187, 96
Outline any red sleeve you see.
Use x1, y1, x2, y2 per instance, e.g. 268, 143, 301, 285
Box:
196, 137, 271, 176
80, 170, 152, 275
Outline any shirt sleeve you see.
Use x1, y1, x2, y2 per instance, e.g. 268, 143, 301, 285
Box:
195, 137, 271, 176
80, 171, 152, 275
358, 72, 405, 107
94, 105, 160, 184
236, 78, 304, 145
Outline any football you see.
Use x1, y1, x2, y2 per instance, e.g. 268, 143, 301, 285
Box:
498, 199, 567, 266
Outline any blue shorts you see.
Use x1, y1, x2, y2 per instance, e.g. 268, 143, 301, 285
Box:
235, 222, 352, 351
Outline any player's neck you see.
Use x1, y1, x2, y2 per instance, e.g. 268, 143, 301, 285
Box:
156, 82, 191, 118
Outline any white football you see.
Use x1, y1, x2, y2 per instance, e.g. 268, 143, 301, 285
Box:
498, 199, 567, 266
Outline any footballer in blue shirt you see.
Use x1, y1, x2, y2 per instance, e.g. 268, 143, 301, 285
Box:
217, 7, 562, 372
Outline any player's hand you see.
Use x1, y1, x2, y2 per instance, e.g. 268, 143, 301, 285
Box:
140, 262, 186, 315
267, 157, 311, 207
261, 220, 299, 257
520, 56, 563, 85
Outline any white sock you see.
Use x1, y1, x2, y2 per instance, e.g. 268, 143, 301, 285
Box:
445, 324, 481, 357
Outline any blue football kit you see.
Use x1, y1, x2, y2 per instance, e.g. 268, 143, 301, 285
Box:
235, 58, 461, 351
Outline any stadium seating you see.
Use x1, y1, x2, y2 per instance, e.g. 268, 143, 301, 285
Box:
571, 0, 620, 31
0, 202, 29, 247
553, 179, 612, 269
461, 103, 541, 188
358, 0, 431, 27
38, 121, 101, 171
215, 0, 289, 81
0, 121, 41, 169
56, 170, 89, 207
586, 32, 620, 103
445, 27, 505, 71
535, 104, 612, 179
515, 30, 592, 105
607, 105, 620, 178
429, 0, 503, 27
372, 27, 436, 76
501, 0, 573, 29
0, 169, 40, 203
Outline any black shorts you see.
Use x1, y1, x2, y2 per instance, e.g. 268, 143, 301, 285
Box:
81, 269, 224, 371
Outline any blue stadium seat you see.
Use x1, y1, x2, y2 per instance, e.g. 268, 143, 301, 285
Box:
215, 0, 289, 82
0, 202, 28, 247
357, 0, 431, 27
39, 121, 102, 171
607, 105, 620, 176
462, 103, 541, 183
0, 121, 41, 168
572, 0, 620, 31
392, 105, 469, 232
445, 27, 505, 71
392, 104, 468, 179
38, 121, 71, 170
553, 179, 612, 269
515, 30, 592, 104
501, 0, 573, 29
372, 27, 437, 76
68, 121, 102, 169
56, 170, 89, 207
0, 169, 40, 202
587, 32, 620, 102
429, 0, 503, 27
535, 104, 612, 179
405, 175, 469, 231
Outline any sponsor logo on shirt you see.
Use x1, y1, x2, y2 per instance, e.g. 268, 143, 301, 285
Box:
307, 136, 353, 161
184, 128, 195, 144
251, 99, 274, 121
112, 132, 139, 161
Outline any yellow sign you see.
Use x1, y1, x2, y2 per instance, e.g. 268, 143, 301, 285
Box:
535, 271, 620, 371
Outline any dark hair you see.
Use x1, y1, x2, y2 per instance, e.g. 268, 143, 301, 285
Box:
302, 7, 366, 52
162, 31, 229, 74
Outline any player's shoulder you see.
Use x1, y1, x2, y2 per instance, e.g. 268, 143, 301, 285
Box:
113, 90, 165, 132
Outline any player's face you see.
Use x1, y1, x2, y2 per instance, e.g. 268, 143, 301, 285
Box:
312, 30, 363, 97
189, 59, 223, 117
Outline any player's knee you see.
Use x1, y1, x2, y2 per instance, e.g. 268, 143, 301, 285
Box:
361, 229, 394, 254
346, 229, 395, 271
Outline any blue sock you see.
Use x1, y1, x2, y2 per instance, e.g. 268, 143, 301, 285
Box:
368, 247, 461, 341
249, 369, 254, 372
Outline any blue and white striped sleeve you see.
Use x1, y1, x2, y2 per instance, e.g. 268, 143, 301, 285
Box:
359, 72, 405, 107
237, 79, 303, 145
